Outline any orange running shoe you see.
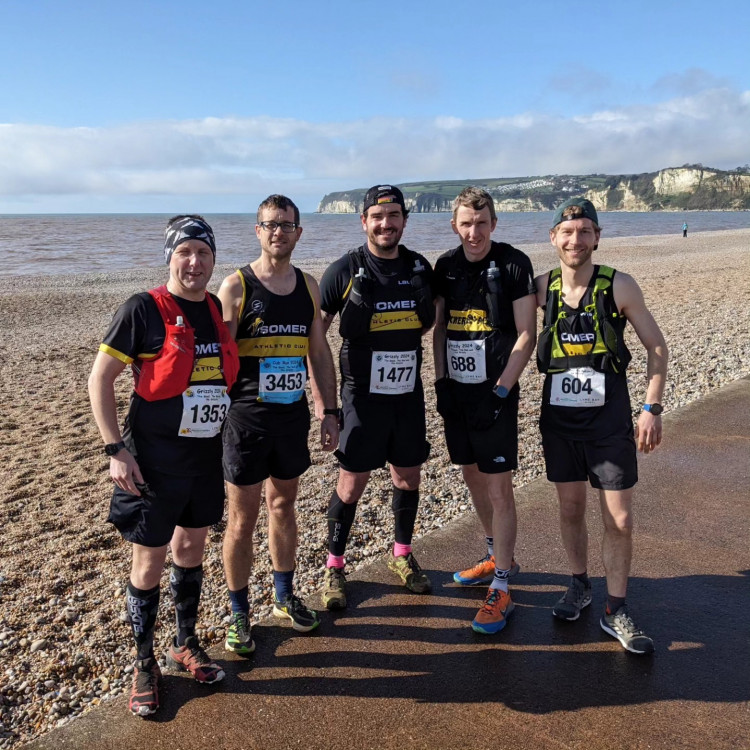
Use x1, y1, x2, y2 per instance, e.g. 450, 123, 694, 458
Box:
472, 587, 515, 634
454, 555, 520, 585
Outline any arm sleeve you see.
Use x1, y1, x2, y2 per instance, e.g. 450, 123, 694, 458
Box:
99, 294, 157, 364
506, 249, 537, 301
432, 256, 448, 300
319, 256, 351, 316
418, 254, 437, 300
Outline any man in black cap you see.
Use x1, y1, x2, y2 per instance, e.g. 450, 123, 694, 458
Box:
536, 197, 668, 654
89, 215, 238, 716
313, 185, 435, 609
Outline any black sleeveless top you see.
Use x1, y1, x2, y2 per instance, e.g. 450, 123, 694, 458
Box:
228, 265, 315, 432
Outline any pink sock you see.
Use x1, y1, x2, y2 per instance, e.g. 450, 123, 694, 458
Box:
393, 543, 412, 558
327, 553, 345, 569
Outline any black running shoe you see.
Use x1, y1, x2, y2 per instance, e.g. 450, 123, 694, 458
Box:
273, 594, 320, 633
553, 577, 593, 621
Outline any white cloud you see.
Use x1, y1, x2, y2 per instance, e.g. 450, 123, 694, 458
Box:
0, 87, 747, 212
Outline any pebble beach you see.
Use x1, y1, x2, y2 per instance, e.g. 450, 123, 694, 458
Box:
0, 228, 748, 748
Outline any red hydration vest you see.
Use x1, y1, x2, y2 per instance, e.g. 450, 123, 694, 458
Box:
133, 285, 239, 402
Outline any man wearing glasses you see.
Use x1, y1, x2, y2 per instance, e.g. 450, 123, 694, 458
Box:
313, 185, 435, 609
218, 194, 339, 654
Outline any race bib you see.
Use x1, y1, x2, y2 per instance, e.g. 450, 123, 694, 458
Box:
259, 356, 306, 403
549, 367, 605, 407
179, 385, 231, 438
370, 350, 417, 394
447, 339, 487, 384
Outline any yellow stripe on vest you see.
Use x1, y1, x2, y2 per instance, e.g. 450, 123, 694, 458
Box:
369, 311, 422, 331
191, 356, 224, 381
237, 335, 310, 357
447, 309, 493, 333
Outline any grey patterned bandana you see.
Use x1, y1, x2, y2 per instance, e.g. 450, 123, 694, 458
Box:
164, 217, 216, 265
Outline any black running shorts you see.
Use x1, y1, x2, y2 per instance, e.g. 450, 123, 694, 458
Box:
335, 387, 430, 473
443, 392, 519, 473
108, 467, 224, 547
222, 411, 311, 486
541, 428, 638, 490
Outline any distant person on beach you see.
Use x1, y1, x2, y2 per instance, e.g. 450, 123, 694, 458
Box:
536, 197, 668, 654
432, 187, 537, 634
312, 184, 436, 609
683, 222, 688, 238
218, 194, 339, 652
88, 215, 238, 716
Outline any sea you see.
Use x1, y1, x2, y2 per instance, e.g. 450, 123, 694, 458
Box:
1, 210, 748, 277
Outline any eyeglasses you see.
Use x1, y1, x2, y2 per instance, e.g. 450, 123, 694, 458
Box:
259, 221, 298, 233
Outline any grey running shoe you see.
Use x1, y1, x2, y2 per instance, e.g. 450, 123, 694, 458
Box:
552, 577, 593, 621
387, 553, 432, 594
600, 606, 654, 654
224, 611, 255, 655
273, 594, 320, 633
322, 566, 347, 610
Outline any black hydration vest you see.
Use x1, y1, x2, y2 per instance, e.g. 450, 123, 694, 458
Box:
338, 245, 435, 340
537, 265, 631, 374
440, 245, 519, 383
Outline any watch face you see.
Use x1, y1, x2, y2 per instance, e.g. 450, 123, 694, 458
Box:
648, 404, 664, 416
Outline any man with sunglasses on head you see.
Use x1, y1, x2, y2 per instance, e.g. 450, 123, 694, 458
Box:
312, 185, 435, 610
218, 194, 339, 654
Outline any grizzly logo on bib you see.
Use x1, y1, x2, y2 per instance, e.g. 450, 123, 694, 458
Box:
369, 350, 417, 394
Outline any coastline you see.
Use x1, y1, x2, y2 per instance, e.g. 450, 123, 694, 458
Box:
1, 228, 749, 748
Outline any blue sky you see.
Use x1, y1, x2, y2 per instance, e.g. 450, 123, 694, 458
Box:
1, 0, 748, 213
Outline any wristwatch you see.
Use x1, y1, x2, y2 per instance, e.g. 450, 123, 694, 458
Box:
642, 403, 664, 416
104, 441, 127, 456
323, 408, 342, 419
492, 384, 509, 399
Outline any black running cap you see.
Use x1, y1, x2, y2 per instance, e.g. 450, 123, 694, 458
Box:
551, 197, 599, 229
362, 185, 406, 214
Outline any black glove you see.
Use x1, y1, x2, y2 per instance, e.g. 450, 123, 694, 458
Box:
470, 389, 505, 430
434, 377, 460, 421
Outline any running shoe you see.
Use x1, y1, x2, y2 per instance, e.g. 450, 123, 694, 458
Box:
552, 577, 593, 621
129, 657, 160, 717
600, 606, 654, 654
224, 611, 256, 655
472, 587, 515, 634
387, 553, 432, 594
166, 636, 225, 683
453, 555, 521, 585
273, 594, 320, 633
322, 566, 347, 610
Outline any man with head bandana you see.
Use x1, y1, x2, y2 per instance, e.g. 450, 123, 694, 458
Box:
89, 215, 239, 717
536, 197, 668, 654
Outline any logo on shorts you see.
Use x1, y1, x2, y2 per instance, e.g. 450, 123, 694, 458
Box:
492, 456, 506, 463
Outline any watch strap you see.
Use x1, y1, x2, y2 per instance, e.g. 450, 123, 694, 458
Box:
104, 440, 127, 456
